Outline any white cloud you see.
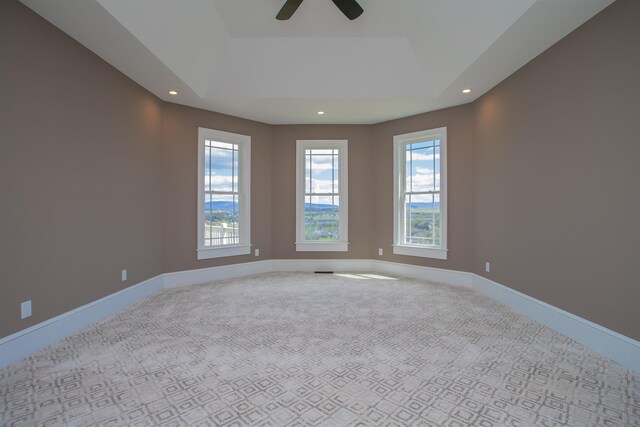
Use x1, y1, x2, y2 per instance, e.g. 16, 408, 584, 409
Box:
409, 153, 440, 161
205, 174, 235, 191
415, 167, 434, 175
409, 167, 440, 191
205, 175, 234, 185
306, 161, 335, 172
306, 178, 336, 194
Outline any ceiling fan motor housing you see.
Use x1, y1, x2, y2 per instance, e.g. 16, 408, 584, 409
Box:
277, 0, 364, 21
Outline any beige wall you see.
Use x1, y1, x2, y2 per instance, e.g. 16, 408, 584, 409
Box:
270, 125, 375, 259
0, 1, 163, 337
473, 0, 640, 340
372, 105, 475, 272
161, 103, 272, 273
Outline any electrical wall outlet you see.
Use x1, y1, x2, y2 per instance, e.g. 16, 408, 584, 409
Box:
378, 248, 383, 256
21, 300, 32, 319
121, 269, 127, 282
255, 248, 260, 257
485, 262, 491, 273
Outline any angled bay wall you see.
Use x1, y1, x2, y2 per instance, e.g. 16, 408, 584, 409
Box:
0, 0, 163, 337
473, 0, 640, 340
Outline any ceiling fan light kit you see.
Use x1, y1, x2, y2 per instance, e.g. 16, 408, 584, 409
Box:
277, 0, 363, 21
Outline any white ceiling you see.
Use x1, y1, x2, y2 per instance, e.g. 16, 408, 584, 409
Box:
21, 0, 613, 124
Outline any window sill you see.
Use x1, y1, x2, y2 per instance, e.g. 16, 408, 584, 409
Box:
197, 244, 251, 260
393, 245, 448, 260
296, 242, 349, 252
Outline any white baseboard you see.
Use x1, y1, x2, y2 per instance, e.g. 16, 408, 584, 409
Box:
162, 260, 273, 289
270, 258, 374, 273
0, 275, 164, 369
470, 274, 640, 373
373, 260, 473, 288
2, 259, 638, 373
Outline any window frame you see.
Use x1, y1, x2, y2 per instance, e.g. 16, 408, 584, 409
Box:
197, 127, 251, 260
295, 139, 349, 252
393, 127, 448, 260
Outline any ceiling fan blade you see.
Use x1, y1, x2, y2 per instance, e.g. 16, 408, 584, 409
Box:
331, 0, 363, 20
276, 0, 304, 20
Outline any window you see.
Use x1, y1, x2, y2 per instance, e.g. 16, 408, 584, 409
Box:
197, 127, 251, 259
393, 127, 447, 259
296, 140, 348, 252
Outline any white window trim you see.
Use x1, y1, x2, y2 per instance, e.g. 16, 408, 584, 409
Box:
197, 127, 251, 260
296, 140, 349, 252
393, 127, 448, 260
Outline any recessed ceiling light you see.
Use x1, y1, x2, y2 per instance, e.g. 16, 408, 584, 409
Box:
168, 90, 178, 95
462, 88, 472, 94
317, 111, 325, 115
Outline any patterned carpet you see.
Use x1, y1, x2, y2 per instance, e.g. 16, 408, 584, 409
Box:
1, 272, 638, 426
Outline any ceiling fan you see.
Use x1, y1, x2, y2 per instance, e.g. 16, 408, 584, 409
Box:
276, 0, 364, 21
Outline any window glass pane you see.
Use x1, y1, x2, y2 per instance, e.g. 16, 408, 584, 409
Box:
304, 195, 339, 241
209, 141, 235, 150
309, 148, 333, 155
404, 193, 440, 246
205, 145, 210, 191
305, 154, 312, 194
205, 140, 238, 193
204, 193, 239, 247
406, 141, 437, 193
306, 149, 337, 194
409, 140, 433, 150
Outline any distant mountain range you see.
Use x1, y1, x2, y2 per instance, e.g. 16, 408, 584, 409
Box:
206, 201, 439, 210
303, 202, 440, 210
407, 202, 440, 209
205, 201, 238, 211
305, 203, 338, 210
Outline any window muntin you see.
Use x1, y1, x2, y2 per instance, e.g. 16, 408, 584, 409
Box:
296, 140, 348, 252
197, 128, 250, 259
393, 128, 447, 259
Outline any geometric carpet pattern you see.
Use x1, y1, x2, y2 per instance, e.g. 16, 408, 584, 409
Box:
1, 272, 639, 426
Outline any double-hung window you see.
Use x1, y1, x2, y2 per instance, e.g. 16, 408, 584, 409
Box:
393, 127, 447, 259
197, 127, 251, 259
296, 140, 348, 252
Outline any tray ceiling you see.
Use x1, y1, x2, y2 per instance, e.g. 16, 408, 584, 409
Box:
20, 0, 613, 124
